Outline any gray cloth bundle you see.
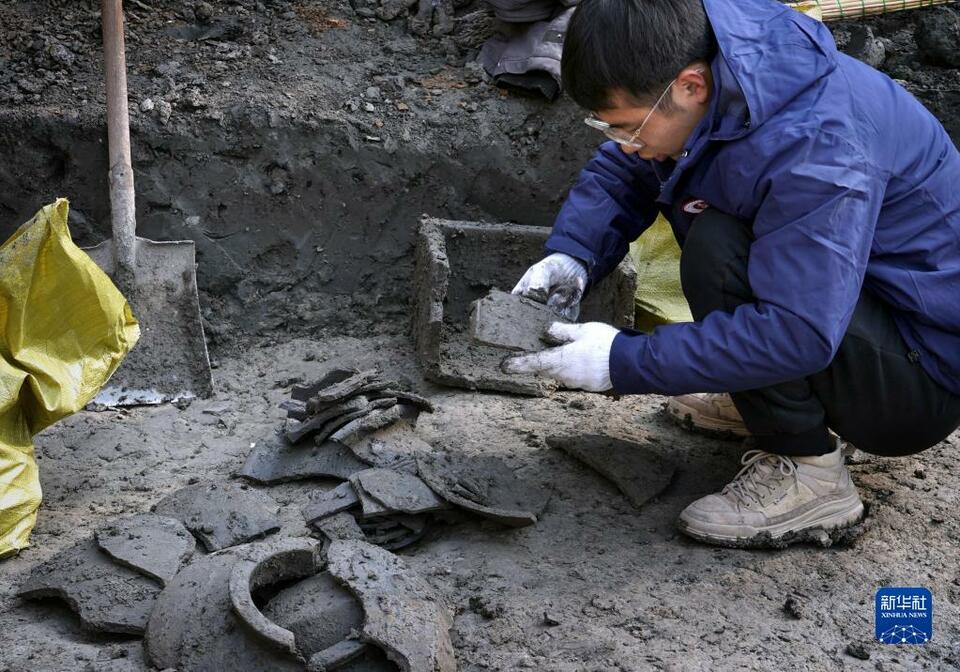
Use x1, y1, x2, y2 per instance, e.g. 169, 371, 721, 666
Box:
478, 4, 576, 100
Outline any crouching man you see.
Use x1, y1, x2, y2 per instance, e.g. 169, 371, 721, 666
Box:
506, 0, 960, 547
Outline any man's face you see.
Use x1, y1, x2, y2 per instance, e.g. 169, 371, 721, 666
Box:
594, 66, 713, 162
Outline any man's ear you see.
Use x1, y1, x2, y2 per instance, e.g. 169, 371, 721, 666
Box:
677, 66, 710, 105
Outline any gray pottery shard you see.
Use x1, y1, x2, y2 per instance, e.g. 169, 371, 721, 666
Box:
417, 453, 550, 527
349, 472, 392, 518
312, 369, 382, 404
95, 513, 195, 585
263, 572, 365, 660
286, 395, 371, 444
292, 367, 359, 401
302, 481, 362, 524
153, 481, 281, 551
229, 538, 323, 658
546, 434, 676, 509
355, 469, 448, 515
238, 432, 369, 484
357, 516, 428, 552
346, 420, 430, 473
313, 511, 367, 542
146, 537, 318, 671
368, 389, 435, 413
18, 538, 162, 634
326, 540, 456, 672
469, 289, 570, 352
328, 400, 403, 445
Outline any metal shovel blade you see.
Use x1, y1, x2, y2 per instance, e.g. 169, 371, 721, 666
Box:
84, 236, 213, 406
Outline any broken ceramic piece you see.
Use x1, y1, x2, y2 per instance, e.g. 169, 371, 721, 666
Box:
292, 367, 359, 401
238, 432, 369, 484
309, 380, 394, 413
326, 540, 456, 672
546, 434, 676, 509
349, 472, 392, 518
328, 402, 407, 445
356, 516, 429, 552
417, 453, 550, 527
313, 511, 367, 542
229, 538, 324, 658
146, 538, 315, 671
469, 288, 570, 351
309, 397, 399, 445
369, 389, 434, 413
312, 369, 382, 404
18, 538, 162, 634
153, 481, 281, 551
94, 514, 195, 585
343, 420, 429, 473
280, 398, 308, 420
302, 481, 362, 525
286, 395, 371, 444
355, 469, 448, 515
262, 572, 365, 659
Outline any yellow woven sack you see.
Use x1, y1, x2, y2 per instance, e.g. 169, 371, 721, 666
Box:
0, 199, 139, 557
629, 214, 693, 331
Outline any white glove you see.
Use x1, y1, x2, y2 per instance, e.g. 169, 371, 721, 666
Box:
501, 322, 617, 392
512, 252, 588, 321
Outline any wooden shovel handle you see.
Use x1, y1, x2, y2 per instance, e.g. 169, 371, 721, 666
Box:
102, 0, 137, 274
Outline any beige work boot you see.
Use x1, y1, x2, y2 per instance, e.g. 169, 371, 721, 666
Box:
666, 393, 750, 438
677, 442, 864, 548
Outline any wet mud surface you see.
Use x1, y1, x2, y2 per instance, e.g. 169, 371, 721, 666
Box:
0, 335, 957, 671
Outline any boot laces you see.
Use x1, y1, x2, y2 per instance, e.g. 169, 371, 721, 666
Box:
723, 449, 796, 506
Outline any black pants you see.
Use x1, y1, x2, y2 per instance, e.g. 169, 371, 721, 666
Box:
679, 209, 960, 457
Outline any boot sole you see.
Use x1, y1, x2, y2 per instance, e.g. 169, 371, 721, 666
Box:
664, 400, 750, 440
677, 492, 866, 549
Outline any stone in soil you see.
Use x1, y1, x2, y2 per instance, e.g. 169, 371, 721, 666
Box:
238, 432, 369, 484
152, 481, 281, 551
18, 538, 162, 635
546, 434, 677, 510
416, 453, 550, 527
326, 539, 456, 672
94, 514, 195, 585
469, 289, 569, 352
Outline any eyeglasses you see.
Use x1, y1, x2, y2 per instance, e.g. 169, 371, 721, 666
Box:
584, 69, 701, 150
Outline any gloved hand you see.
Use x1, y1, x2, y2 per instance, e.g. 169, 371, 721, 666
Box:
512, 252, 588, 321
501, 322, 617, 392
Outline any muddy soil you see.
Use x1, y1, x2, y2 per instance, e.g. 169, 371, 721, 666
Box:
1, 1, 959, 671
0, 335, 958, 671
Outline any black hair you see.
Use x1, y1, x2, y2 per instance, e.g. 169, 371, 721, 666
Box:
562, 0, 717, 111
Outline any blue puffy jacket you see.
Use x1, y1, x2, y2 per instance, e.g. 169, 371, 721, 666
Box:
546, 0, 960, 396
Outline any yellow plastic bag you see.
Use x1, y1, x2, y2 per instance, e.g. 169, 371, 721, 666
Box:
0, 199, 139, 557
629, 214, 693, 332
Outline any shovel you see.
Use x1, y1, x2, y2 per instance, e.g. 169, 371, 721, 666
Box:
85, 0, 212, 406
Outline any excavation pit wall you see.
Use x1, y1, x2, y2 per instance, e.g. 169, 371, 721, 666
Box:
0, 104, 597, 349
